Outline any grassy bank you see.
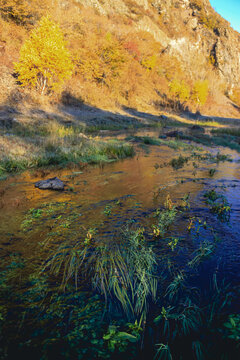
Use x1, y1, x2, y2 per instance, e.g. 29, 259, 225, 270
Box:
180, 132, 240, 153
0, 120, 134, 177
1, 107, 239, 178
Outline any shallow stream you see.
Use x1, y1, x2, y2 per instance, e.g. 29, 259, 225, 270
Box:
0, 129, 240, 359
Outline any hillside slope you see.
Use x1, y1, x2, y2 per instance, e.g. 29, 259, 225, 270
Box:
0, 0, 240, 117
78, 0, 240, 86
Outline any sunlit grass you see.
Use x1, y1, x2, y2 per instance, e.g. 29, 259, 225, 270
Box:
0, 133, 134, 176
211, 127, 240, 137
164, 113, 225, 128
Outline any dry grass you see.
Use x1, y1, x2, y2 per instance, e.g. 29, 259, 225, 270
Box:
0, 117, 135, 176
163, 113, 226, 128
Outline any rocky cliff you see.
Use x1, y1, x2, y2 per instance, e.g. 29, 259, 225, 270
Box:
75, 0, 240, 88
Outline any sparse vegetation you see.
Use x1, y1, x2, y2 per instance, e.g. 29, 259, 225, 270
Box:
170, 154, 189, 170
204, 190, 231, 222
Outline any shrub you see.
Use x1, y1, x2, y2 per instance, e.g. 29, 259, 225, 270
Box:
0, 0, 31, 24
141, 55, 157, 71
169, 79, 190, 104
99, 32, 127, 80
191, 80, 209, 106
229, 87, 240, 107
14, 16, 73, 94
75, 32, 127, 86
123, 40, 140, 61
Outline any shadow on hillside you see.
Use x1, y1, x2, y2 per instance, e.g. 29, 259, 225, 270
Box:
179, 108, 240, 125
1, 90, 240, 136
231, 102, 240, 113
0, 88, 27, 126
121, 106, 162, 122
0, 91, 162, 138
57, 93, 157, 128
122, 105, 204, 124
192, 113, 240, 125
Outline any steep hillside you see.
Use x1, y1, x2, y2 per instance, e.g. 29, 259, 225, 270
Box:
75, 0, 240, 86
0, 0, 240, 116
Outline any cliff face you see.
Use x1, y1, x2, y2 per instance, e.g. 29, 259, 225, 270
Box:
75, 0, 240, 87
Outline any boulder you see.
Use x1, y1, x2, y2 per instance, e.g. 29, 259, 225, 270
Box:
190, 125, 205, 132
160, 115, 169, 121
35, 177, 65, 190
159, 134, 167, 139
166, 130, 183, 138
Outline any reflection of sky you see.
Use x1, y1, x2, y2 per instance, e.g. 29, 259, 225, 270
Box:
210, 0, 240, 32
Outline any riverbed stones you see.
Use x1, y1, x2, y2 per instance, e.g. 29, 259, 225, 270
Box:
35, 177, 65, 190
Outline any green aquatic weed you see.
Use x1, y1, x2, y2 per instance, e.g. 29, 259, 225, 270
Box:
209, 168, 216, 177
103, 325, 139, 353
188, 241, 215, 268
154, 343, 172, 360
204, 190, 231, 222
104, 204, 112, 216
167, 238, 179, 251
170, 155, 189, 170
224, 315, 240, 342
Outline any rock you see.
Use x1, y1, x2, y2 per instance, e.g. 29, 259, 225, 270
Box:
160, 115, 169, 120
166, 130, 183, 138
35, 177, 65, 190
159, 134, 167, 139
190, 125, 205, 132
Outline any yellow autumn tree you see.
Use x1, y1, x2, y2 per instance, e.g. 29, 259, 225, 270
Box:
191, 80, 209, 106
14, 16, 73, 94
169, 79, 190, 103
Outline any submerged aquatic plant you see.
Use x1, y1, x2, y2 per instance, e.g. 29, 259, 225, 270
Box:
165, 272, 185, 300
154, 343, 172, 360
152, 196, 178, 238
103, 324, 140, 353
210, 201, 231, 222
167, 238, 179, 251
103, 204, 112, 216
188, 241, 215, 268
223, 315, 240, 342
204, 190, 231, 222
93, 227, 158, 317
154, 298, 202, 339
204, 189, 221, 202
44, 226, 158, 319
209, 168, 216, 177
192, 340, 205, 360
169, 154, 189, 170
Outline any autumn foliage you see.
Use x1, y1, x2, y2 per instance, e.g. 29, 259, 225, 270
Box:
0, 0, 31, 24
14, 16, 73, 94
191, 80, 209, 106
0, 1, 220, 111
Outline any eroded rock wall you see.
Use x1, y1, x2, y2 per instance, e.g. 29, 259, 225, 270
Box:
75, 0, 240, 86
